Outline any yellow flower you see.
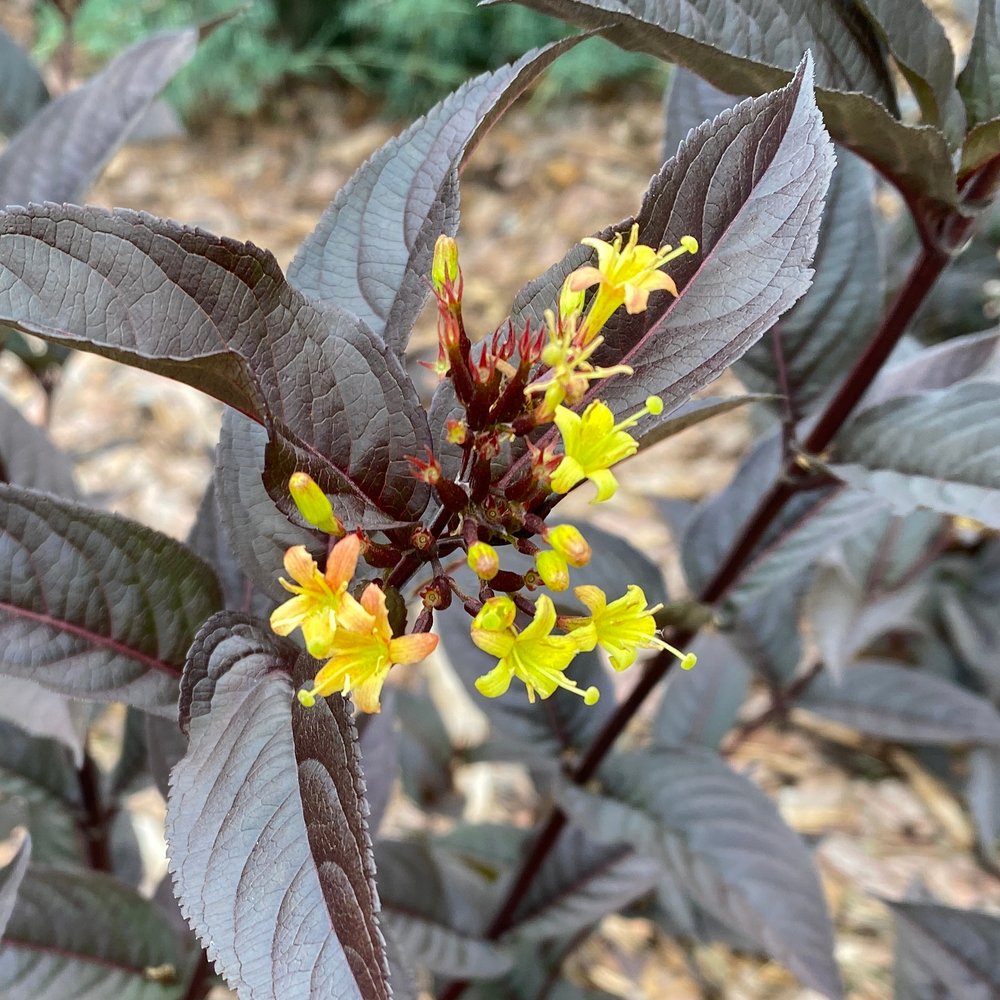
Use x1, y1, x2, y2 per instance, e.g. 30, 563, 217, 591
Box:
563, 584, 697, 672
270, 535, 361, 658
525, 277, 632, 414
472, 594, 599, 704
551, 396, 663, 502
297, 583, 439, 713
570, 223, 698, 342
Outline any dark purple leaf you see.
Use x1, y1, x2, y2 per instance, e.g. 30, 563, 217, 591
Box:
510, 57, 834, 436
839, 509, 945, 593
0, 31, 196, 208
564, 748, 841, 998
395, 689, 454, 809
0, 396, 78, 499
510, 824, 661, 941
0, 483, 221, 714
967, 746, 1000, 856
186, 476, 276, 617
637, 394, 772, 450
0, 836, 29, 939
0, 676, 89, 766
498, 0, 959, 212
852, 0, 962, 141
167, 612, 390, 1000
682, 433, 884, 605
727, 570, 809, 686
0, 717, 86, 869
962, 116, 1000, 175
0, 865, 194, 999
0, 29, 47, 138
0, 204, 431, 523
374, 839, 512, 978
861, 329, 1000, 410
652, 633, 750, 750
802, 568, 926, 681
357, 688, 398, 836
958, 0, 1000, 130
833, 382, 1000, 528
661, 70, 739, 164
288, 40, 580, 356
888, 899, 1000, 1000
736, 146, 883, 413
145, 714, 186, 803
494, 0, 895, 105
937, 542, 1000, 699
801, 661, 1000, 745
213, 407, 326, 600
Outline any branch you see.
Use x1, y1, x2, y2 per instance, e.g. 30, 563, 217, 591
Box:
77, 752, 112, 873
182, 952, 214, 1000
436, 158, 1000, 1000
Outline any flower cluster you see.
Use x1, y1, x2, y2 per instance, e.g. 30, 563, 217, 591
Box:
270, 223, 698, 712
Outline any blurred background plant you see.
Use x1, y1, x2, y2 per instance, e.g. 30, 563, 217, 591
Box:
30, 0, 663, 119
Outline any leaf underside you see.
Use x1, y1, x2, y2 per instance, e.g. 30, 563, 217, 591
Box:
167, 612, 389, 1000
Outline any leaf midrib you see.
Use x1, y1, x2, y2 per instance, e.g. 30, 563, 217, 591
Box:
0, 600, 182, 678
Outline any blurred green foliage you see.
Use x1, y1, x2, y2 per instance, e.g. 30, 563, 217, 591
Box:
34, 0, 663, 119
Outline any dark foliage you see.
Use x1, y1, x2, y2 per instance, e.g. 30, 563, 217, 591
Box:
2, 2, 1000, 998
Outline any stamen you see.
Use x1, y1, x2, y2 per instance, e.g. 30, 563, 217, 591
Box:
297, 688, 317, 708
614, 395, 664, 432
650, 635, 698, 670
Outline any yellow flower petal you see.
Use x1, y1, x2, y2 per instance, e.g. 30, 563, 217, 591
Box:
389, 632, 439, 665
475, 661, 514, 698
471, 628, 515, 658
269, 594, 313, 636
589, 468, 619, 503
325, 533, 361, 590
283, 545, 322, 588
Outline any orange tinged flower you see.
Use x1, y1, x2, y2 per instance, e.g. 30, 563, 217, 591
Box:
297, 583, 438, 713
570, 223, 697, 341
269, 535, 361, 658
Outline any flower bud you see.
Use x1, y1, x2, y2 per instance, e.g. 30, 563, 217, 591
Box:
545, 523, 592, 567
536, 550, 569, 592
472, 595, 516, 632
558, 277, 586, 322
288, 472, 344, 535
432, 234, 460, 293
468, 541, 500, 580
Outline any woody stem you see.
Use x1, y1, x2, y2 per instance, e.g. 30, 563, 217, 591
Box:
434, 172, 989, 999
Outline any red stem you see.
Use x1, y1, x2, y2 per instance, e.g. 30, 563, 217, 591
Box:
433, 166, 1000, 1000
77, 752, 112, 873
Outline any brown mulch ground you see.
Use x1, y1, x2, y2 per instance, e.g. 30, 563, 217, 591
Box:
2, 21, 1000, 998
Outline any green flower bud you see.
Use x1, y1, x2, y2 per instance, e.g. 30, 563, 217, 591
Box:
546, 523, 592, 568
536, 550, 569, 592
288, 473, 344, 535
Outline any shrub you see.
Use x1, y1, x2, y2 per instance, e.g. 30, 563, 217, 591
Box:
2, 3, 1000, 999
